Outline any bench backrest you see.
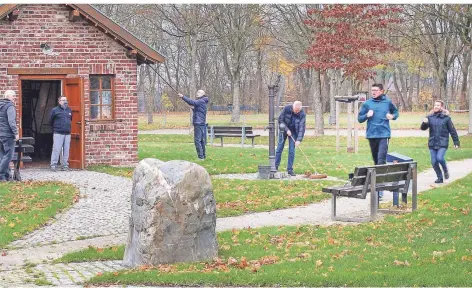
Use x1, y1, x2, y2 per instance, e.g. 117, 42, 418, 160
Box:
208, 126, 254, 135
351, 162, 415, 187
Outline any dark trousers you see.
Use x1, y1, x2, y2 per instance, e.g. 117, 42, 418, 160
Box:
194, 124, 206, 159
369, 138, 389, 198
368, 138, 389, 165
429, 148, 447, 180
0, 138, 15, 181
275, 131, 296, 172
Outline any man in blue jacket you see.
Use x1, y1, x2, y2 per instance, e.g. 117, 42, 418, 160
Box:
49, 95, 72, 171
275, 101, 306, 176
358, 84, 399, 198
178, 90, 209, 160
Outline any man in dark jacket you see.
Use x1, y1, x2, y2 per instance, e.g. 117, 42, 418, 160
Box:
358, 84, 399, 199
421, 100, 460, 183
275, 101, 306, 176
49, 95, 72, 171
0, 90, 19, 181
178, 90, 209, 160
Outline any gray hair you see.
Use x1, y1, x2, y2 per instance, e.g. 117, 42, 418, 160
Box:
293, 101, 302, 108
3, 90, 16, 99
196, 90, 205, 98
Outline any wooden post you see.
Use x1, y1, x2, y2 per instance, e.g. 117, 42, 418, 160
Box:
354, 100, 359, 154
336, 100, 340, 152
347, 101, 353, 152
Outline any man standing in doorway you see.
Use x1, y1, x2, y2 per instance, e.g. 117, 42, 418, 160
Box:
178, 90, 209, 160
0, 90, 19, 181
50, 95, 72, 171
358, 84, 399, 199
275, 101, 306, 176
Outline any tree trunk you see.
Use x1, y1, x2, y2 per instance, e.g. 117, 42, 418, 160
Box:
468, 52, 472, 134
328, 69, 337, 125
312, 68, 324, 135
322, 71, 330, 113
408, 74, 415, 111
460, 51, 470, 110
392, 65, 408, 111
145, 66, 155, 124
256, 48, 263, 113
231, 69, 241, 122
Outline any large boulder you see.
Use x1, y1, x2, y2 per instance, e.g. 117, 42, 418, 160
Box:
123, 158, 217, 267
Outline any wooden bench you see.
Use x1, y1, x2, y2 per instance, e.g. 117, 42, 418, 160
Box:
11, 137, 35, 181
322, 162, 418, 222
207, 126, 260, 147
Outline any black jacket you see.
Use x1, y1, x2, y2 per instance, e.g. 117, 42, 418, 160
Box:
50, 105, 72, 135
420, 110, 460, 149
182, 96, 209, 125
0, 99, 18, 139
278, 105, 306, 142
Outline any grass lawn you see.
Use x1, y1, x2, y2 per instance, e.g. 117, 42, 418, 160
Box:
0, 181, 78, 248
59, 172, 472, 286
87, 134, 471, 217
91, 134, 472, 178
139, 112, 470, 130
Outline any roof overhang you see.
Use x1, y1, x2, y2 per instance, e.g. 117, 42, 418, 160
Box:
0, 4, 165, 64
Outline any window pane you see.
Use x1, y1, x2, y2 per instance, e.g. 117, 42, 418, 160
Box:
90, 91, 100, 105
91, 106, 99, 119
102, 91, 112, 105
90, 76, 99, 90
102, 106, 112, 120
102, 76, 111, 89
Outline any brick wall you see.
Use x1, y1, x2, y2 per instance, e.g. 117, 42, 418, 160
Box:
0, 4, 138, 166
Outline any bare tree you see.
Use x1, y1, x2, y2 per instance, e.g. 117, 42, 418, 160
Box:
210, 4, 261, 122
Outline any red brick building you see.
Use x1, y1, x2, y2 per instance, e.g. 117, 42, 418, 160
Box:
0, 4, 164, 168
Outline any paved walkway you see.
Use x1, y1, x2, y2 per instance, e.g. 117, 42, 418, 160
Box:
1, 158, 472, 287
139, 128, 469, 137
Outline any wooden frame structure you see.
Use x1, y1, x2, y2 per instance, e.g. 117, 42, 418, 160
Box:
334, 95, 359, 153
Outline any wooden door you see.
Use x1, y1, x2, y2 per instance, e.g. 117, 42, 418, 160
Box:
63, 77, 84, 169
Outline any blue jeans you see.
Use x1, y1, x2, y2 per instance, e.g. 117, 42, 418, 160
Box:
194, 124, 206, 159
275, 131, 296, 172
0, 138, 15, 181
429, 148, 447, 180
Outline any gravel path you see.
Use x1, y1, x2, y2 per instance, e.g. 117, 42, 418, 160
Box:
9, 170, 132, 248
1, 158, 472, 286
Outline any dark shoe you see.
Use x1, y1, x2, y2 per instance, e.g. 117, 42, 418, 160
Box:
444, 170, 449, 179
50, 166, 57, 172
61, 166, 71, 171
288, 171, 296, 176
434, 179, 443, 184
275, 166, 279, 171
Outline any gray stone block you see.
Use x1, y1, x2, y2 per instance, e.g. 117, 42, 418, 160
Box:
123, 158, 217, 267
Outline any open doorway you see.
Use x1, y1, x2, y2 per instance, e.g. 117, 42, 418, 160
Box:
21, 80, 61, 166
